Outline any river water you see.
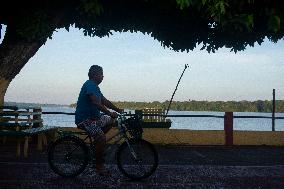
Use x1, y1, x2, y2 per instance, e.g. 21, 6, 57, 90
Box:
41, 106, 284, 131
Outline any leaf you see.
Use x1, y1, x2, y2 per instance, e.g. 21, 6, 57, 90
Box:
215, 0, 228, 15
242, 14, 254, 31
176, 0, 193, 9
247, 14, 254, 28
219, 2, 225, 14
268, 15, 280, 33
80, 0, 103, 15
64, 25, 70, 32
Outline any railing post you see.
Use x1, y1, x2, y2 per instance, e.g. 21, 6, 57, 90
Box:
272, 89, 275, 131
33, 107, 42, 128
224, 112, 233, 146
135, 109, 143, 120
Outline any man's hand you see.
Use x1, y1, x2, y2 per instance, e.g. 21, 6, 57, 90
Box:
117, 109, 124, 114
109, 112, 118, 119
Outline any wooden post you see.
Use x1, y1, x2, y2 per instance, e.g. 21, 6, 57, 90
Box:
33, 108, 43, 149
24, 136, 29, 158
224, 112, 233, 146
33, 108, 42, 128
15, 112, 21, 157
272, 89, 275, 131
135, 109, 143, 120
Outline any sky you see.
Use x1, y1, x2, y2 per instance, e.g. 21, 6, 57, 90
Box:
1, 25, 284, 105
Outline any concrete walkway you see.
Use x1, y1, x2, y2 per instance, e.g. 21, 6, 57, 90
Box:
1, 144, 284, 189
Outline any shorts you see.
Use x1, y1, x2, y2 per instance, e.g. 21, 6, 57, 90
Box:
77, 115, 113, 139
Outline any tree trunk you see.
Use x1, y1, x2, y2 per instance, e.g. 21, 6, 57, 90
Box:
0, 25, 47, 106
0, 78, 10, 106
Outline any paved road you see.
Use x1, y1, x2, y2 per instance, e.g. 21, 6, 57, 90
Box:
1, 145, 284, 188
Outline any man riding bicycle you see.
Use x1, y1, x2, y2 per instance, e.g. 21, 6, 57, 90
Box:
75, 65, 123, 176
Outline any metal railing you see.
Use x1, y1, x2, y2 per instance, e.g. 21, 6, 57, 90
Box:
41, 111, 284, 130
41, 111, 284, 119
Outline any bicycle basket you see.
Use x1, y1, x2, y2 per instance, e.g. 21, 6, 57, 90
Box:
125, 116, 143, 139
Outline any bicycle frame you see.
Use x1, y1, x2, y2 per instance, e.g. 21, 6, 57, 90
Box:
60, 113, 133, 154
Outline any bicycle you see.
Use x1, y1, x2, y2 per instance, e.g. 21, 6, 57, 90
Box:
47, 113, 159, 180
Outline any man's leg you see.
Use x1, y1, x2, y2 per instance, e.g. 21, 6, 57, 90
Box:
102, 119, 116, 134
93, 115, 116, 175
78, 119, 109, 175
94, 135, 107, 171
99, 115, 116, 134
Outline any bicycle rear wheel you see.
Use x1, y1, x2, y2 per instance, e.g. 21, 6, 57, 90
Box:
48, 135, 89, 177
116, 139, 158, 180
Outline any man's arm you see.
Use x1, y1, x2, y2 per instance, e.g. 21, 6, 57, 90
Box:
89, 94, 117, 118
101, 96, 123, 113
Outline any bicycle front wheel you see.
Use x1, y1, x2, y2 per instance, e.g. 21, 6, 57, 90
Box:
116, 139, 158, 180
48, 135, 89, 177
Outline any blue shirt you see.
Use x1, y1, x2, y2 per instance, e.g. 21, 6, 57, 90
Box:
75, 80, 103, 124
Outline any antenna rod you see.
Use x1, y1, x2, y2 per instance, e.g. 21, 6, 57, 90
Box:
165, 64, 189, 117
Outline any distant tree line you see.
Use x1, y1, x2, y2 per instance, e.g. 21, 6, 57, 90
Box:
4, 102, 67, 107
70, 100, 284, 112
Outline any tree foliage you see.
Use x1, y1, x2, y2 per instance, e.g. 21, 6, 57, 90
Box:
70, 100, 284, 113
0, 0, 284, 106
1, 0, 284, 52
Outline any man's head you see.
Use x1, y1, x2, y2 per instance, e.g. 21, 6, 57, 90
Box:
88, 65, 104, 84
